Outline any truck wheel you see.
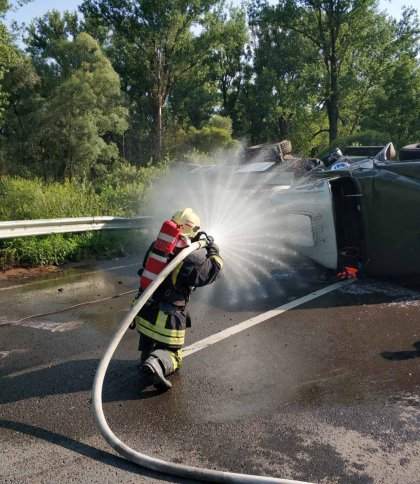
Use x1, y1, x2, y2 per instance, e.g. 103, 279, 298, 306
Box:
399, 144, 420, 161
279, 139, 292, 156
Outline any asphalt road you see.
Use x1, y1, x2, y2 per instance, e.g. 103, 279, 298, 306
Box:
0, 254, 419, 483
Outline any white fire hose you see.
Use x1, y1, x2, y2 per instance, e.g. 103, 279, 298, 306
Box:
92, 240, 311, 484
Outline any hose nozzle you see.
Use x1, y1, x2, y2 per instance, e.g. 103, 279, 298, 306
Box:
194, 231, 209, 248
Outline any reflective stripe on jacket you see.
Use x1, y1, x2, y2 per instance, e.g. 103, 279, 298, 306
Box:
135, 310, 185, 347
136, 246, 223, 349
140, 245, 223, 307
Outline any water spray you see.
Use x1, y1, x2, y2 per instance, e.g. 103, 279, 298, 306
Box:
145, 161, 299, 306
92, 240, 311, 484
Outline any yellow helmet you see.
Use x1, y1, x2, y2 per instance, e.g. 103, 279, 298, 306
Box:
171, 208, 201, 237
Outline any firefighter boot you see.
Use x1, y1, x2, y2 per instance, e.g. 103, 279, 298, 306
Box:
141, 356, 172, 390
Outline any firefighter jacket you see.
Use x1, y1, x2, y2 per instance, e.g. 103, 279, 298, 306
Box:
135, 246, 223, 349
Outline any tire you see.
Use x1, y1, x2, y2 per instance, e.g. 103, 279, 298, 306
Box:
399, 144, 420, 161
279, 139, 292, 156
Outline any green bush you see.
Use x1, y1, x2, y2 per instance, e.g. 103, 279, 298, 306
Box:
0, 231, 147, 270
0, 163, 162, 270
94, 161, 163, 216
187, 115, 240, 154
164, 115, 240, 162
0, 163, 162, 222
5, 234, 82, 266
188, 125, 239, 153
0, 178, 102, 221
182, 148, 213, 165
0, 246, 18, 271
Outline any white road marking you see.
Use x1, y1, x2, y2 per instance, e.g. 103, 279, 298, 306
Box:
4, 280, 354, 374
19, 320, 84, 332
0, 349, 26, 359
183, 280, 354, 357
0, 263, 139, 292
51, 321, 84, 332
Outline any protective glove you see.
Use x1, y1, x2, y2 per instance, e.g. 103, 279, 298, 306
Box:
206, 235, 219, 256
192, 231, 207, 242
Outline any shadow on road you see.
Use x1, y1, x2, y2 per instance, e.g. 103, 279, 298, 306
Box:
0, 419, 194, 483
1, 359, 165, 404
381, 341, 420, 361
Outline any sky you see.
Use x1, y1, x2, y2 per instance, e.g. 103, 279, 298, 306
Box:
5, 0, 418, 32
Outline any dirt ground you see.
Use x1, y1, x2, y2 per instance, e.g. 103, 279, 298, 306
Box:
0, 256, 107, 281
0, 255, 136, 282
0, 265, 63, 281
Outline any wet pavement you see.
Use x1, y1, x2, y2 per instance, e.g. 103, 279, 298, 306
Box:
0, 255, 419, 483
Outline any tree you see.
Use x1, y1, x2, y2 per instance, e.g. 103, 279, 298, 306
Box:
1, 54, 41, 177
80, 0, 219, 164
163, 112, 240, 163
0, 0, 18, 120
361, 9, 420, 146
204, 5, 249, 131
243, 3, 324, 149
45, 33, 128, 180
260, 0, 379, 144
167, 64, 218, 129
4, 24, 128, 181
25, 9, 81, 93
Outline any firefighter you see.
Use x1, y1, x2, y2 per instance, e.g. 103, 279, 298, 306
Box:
134, 208, 223, 390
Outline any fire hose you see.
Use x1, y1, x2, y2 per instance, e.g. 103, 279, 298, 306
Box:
92, 240, 311, 484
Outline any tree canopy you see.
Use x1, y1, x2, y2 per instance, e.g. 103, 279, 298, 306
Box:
0, 0, 418, 180
3, 20, 128, 180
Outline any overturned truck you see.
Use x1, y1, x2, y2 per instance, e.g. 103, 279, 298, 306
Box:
269, 142, 420, 277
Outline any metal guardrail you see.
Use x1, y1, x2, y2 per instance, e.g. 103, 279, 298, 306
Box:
0, 216, 153, 239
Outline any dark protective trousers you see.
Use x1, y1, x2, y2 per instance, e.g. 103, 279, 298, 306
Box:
138, 333, 183, 376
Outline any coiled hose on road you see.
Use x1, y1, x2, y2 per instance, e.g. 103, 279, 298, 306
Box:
92, 240, 311, 484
